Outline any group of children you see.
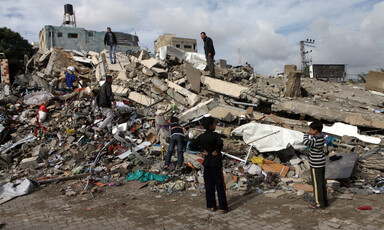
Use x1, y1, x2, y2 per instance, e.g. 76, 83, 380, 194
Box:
162, 115, 328, 213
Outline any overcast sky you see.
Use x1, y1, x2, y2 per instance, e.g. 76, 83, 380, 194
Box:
1, 0, 384, 77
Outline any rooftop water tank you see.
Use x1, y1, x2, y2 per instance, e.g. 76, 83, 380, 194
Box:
64, 4, 73, 15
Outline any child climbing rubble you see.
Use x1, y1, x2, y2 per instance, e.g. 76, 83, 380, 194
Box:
163, 116, 184, 170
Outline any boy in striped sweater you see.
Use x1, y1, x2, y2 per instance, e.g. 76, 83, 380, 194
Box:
303, 121, 328, 209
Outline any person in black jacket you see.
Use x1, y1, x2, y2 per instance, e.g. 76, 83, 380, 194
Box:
189, 116, 228, 213
95, 75, 115, 131
164, 116, 184, 169
200, 32, 215, 77
104, 27, 117, 64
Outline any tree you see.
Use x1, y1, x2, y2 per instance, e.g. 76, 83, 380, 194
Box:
0, 27, 36, 81
357, 72, 367, 83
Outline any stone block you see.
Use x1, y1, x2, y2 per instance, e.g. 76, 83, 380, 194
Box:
166, 80, 200, 106
117, 71, 128, 81
365, 70, 384, 93
151, 77, 168, 92
142, 67, 154, 77
179, 99, 218, 122
20, 156, 41, 169
285, 71, 302, 97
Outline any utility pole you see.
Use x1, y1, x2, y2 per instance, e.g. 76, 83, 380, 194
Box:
300, 39, 315, 74
237, 48, 241, 66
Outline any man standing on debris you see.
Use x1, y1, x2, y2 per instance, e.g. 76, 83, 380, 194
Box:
189, 116, 228, 213
164, 116, 184, 170
96, 75, 115, 132
200, 32, 215, 77
104, 27, 117, 64
303, 121, 328, 209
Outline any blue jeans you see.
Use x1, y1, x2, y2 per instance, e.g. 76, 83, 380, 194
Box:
108, 44, 116, 63
165, 135, 184, 168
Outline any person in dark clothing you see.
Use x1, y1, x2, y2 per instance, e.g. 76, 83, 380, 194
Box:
95, 75, 115, 131
200, 32, 215, 77
189, 116, 228, 213
104, 27, 117, 64
303, 120, 328, 209
164, 116, 184, 169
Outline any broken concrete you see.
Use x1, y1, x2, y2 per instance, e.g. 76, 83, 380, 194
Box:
201, 75, 249, 98
285, 71, 302, 98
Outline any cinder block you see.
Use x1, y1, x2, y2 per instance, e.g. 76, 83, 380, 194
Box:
20, 156, 41, 169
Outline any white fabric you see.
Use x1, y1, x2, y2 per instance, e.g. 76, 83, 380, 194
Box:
157, 46, 206, 70
231, 122, 306, 152
98, 108, 114, 130
322, 122, 381, 144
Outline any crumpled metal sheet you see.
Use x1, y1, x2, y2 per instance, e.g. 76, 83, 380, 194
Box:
0, 179, 33, 205
0, 134, 36, 154
114, 132, 153, 164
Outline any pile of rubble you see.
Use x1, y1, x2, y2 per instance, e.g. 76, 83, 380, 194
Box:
1, 46, 383, 203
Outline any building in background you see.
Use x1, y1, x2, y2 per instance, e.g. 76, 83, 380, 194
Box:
154, 33, 197, 53
39, 25, 140, 54
309, 64, 346, 82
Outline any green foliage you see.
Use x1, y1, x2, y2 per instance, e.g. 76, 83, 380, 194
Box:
357, 72, 367, 83
0, 27, 36, 78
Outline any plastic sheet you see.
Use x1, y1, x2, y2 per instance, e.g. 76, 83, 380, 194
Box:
23, 91, 53, 105
322, 122, 381, 144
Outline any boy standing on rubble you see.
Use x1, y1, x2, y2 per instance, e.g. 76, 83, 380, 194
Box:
303, 121, 328, 209
164, 116, 184, 170
189, 116, 228, 213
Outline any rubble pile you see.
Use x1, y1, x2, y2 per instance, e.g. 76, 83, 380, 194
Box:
1, 46, 384, 203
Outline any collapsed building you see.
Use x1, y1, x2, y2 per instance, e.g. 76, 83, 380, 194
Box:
1, 12, 384, 204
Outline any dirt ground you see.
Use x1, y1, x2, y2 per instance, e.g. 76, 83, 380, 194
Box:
1, 181, 383, 230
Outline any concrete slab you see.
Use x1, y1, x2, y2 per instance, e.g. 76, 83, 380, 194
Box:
179, 99, 218, 122
325, 152, 359, 180
185, 62, 201, 93
141, 58, 159, 69
166, 80, 200, 106
201, 75, 248, 98
272, 100, 384, 129
117, 71, 128, 81
128, 91, 155, 106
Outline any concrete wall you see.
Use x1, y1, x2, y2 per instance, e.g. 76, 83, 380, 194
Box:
284, 65, 297, 77
39, 25, 140, 54
154, 33, 197, 53
365, 70, 384, 93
